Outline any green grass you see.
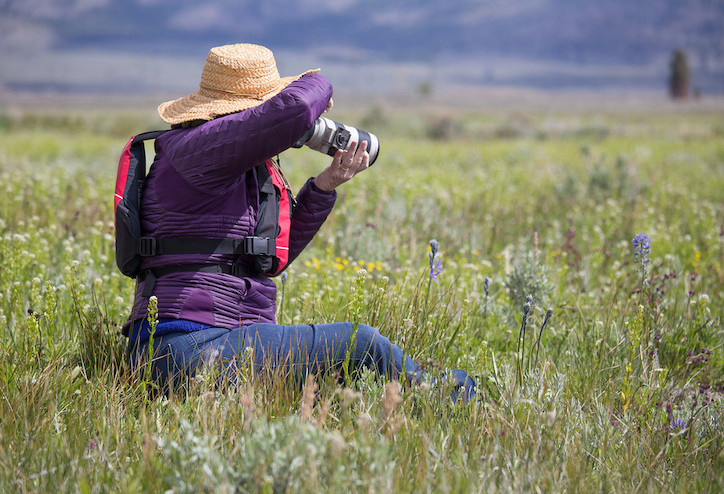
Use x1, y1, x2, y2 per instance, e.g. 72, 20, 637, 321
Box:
0, 106, 722, 492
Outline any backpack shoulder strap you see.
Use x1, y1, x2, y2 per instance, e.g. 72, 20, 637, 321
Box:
115, 129, 170, 277
134, 129, 169, 143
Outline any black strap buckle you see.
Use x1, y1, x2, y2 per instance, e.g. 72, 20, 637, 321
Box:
243, 236, 273, 256
139, 237, 157, 256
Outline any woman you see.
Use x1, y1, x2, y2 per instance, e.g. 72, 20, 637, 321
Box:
124, 43, 475, 401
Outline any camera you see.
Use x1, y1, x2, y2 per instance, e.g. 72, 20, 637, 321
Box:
293, 117, 380, 166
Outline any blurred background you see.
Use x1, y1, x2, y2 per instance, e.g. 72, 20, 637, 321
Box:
1, 0, 722, 111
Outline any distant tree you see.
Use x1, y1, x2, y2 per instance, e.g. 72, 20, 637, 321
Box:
669, 48, 690, 99
416, 80, 433, 99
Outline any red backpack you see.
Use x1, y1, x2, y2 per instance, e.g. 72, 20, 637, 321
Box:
114, 130, 293, 294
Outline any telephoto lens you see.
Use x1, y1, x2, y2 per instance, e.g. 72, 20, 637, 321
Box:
293, 117, 380, 166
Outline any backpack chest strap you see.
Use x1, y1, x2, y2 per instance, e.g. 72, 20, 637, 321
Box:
138, 236, 275, 257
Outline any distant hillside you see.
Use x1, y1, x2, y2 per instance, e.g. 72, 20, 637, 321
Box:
1, 0, 722, 94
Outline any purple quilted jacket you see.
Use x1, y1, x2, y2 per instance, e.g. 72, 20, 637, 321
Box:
122, 73, 336, 334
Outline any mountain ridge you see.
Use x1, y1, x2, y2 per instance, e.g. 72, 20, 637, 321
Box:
1, 0, 722, 94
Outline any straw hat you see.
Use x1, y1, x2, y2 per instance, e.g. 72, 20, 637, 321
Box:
158, 43, 319, 124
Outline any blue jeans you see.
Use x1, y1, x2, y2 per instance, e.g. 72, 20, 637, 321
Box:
128, 322, 476, 402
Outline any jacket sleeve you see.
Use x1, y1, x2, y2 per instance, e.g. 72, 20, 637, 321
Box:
286, 178, 337, 266
158, 73, 333, 190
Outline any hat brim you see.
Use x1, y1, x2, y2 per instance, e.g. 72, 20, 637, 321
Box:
158, 70, 319, 125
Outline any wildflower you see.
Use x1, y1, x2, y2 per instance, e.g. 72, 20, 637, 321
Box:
482, 276, 491, 318
632, 233, 652, 290
669, 418, 687, 434
518, 298, 531, 354
430, 239, 439, 259
424, 239, 444, 316
146, 295, 159, 367
545, 306, 554, 320
147, 295, 158, 325
356, 268, 367, 279
430, 257, 443, 283
516, 295, 533, 385
632, 233, 651, 266
429, 239, 443, 283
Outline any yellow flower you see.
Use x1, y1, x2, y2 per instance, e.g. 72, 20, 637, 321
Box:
693, 251, 701, 268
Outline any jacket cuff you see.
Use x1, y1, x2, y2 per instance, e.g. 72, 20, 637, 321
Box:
304, 177, 337, 201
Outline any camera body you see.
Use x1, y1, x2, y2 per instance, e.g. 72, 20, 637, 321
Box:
293, 117, 380, 166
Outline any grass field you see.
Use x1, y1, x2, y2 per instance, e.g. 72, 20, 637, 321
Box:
0, 99, 722, 492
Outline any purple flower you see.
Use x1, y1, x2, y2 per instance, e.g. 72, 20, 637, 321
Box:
483, 276, 490, 297
669, 418, 687, 433
632, 233, 651, 266
430, 257, 443, 283
429, 239, 443, 283
632, 233, 652, 290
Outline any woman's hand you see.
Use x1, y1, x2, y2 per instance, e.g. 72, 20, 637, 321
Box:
324, 98, 334, 113
313, 140, 369, 192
